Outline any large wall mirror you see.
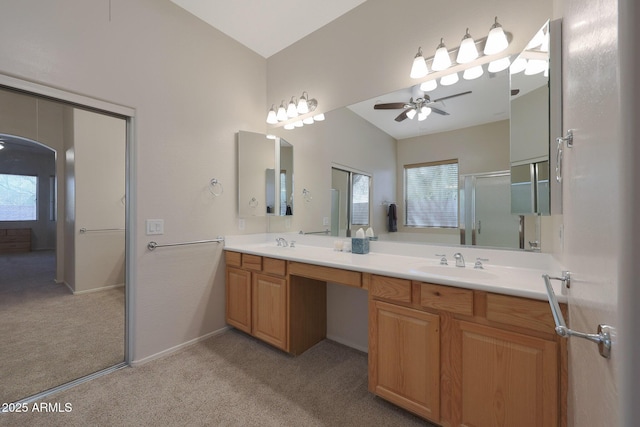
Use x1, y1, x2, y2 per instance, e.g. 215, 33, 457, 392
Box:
238, 131, 293, 218
271, 18, 559, 251
0, 86, 127, 403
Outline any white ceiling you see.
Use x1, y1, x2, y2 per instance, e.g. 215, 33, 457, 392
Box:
170, 0, 368, 58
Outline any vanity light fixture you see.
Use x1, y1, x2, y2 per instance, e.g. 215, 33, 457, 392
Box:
456, 29, 479, 64
410, 47, 429, 78
267, 91, 322, 129
484, 16, 509, 55
524, 58, 548, 75
432, 38, 452, 71
303, 116, 314, 125
510, 57, 528, 74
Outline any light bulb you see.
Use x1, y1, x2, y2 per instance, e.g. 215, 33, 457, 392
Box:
276, 101, 288, 121
524, 59, 548, 75
510, 57, 527, 74
526, 28, 545, 50
488, 56, 511, 73
284, 123, 295, 130
410, 47, 429, 79
313, 113, 325, 121
420, 79, 437, 92
287, 97, 298, 118
456, 29, 479, 64
432, 38, 452, 71
303, 116, 314, 125
440, 72, 459, 86
294, 120, 304, 128
266, 105, 278, 124
484, 17, 509, 55
297, 92, 309, 114
406, 109, 417, 120
463, 65, 483, 80
418, 106, 431, 121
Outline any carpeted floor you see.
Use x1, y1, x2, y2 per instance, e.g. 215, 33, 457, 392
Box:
0, 251, 125, 404
1, 329, 434, 426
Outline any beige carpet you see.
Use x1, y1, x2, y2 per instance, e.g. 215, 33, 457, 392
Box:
0, 251, 125, 403
2, 329, 435, 426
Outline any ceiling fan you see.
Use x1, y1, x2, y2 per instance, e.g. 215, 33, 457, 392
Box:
374, 90, 472, 122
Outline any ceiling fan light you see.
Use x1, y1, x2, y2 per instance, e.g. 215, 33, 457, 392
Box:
276, 101, 288, 121
313, 113, 325, 121
266, 105, 278, 124
287, 97, 299, 118
488, 56, 511, 73
0, 141, 4, 150
440, 72, 459, 86
418, 107, 431, 121
456, 29, 479, 64
510, 57, 527, 74
303, 116, 314, 125
524, 58, 548, 75
406, 109, 417, 120
463, 65, 483, 80
297, 92, 309, 114
432, 39, 452, 71
410, 47, 429, 79
484, 17, 509, 55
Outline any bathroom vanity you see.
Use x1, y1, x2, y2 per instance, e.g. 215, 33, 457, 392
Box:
224, 235, 567, 427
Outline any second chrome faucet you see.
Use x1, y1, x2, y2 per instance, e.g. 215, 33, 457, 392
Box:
453, 252, 465, 267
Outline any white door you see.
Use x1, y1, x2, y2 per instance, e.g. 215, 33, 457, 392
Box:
562, 1, 622, 425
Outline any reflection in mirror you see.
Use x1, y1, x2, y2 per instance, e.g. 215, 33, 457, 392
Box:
510, 20, 552, 217
331, 166, 371, 237
0, 87, 126, 403
238, 131, 293, 217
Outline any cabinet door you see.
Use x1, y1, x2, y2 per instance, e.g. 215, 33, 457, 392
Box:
453, 321, 558, 427
226, 267, 252, 333
369, 300, 440, 421
252, 273, 288, 351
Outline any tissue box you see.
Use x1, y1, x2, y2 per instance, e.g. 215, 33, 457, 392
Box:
351, 237, 369, 254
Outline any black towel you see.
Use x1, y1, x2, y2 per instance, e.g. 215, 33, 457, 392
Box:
387, 203, 397, 232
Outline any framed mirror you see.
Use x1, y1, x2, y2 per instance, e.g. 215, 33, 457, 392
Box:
238, 131, 293, 217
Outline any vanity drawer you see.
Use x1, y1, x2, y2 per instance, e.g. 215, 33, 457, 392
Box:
242, 254, 262, 271
289, 262, 362, 288
485, 293, 556, 333
225, 251, 242, 267
370, 275, 412, 304
263, 257, 286, 276
419, 283, 473, 316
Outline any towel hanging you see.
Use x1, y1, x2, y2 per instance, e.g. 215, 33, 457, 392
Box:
387, 203, 397, 232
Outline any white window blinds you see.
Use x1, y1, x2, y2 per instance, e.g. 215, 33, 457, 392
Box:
404, 160, 458, 228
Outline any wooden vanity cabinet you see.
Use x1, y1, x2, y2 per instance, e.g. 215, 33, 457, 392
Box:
369, 273, 566, 427
225, 251, 289, 352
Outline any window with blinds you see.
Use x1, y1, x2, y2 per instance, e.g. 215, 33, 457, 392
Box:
351, 173, 370, 225
404, 160, 458, 228
0, 173, 38, 221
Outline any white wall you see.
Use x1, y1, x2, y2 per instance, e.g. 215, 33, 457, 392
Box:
73, 109, 126, 293
0, 0, 267, 362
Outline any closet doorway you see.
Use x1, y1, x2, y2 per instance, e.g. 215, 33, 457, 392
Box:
0, 82, 131, 404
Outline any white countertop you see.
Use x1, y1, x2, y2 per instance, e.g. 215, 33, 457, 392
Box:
224, 233, 567, 302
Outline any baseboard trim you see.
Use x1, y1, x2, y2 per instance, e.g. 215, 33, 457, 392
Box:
326, 333, 368, 354
131, 326, 230, 367
72, 283, 125, 295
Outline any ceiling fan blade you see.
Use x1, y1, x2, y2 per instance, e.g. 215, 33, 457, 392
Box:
374, 102, 407, 110
394, 109, 412, 122
432, 90, 472, 103
429, 107, 450, 116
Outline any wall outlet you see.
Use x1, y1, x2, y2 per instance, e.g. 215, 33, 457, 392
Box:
323, 217, 329, 226
238, 218, 245, 230
146, 219, 164, 235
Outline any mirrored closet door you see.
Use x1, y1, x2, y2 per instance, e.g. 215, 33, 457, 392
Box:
0, 86, 127, 403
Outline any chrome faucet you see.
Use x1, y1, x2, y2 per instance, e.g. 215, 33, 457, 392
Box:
453, 252, 465, 267
275, 237, 288, 247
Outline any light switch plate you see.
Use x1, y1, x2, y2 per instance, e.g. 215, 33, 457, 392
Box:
323, 217, 329, 226
146, 219, 164, 235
